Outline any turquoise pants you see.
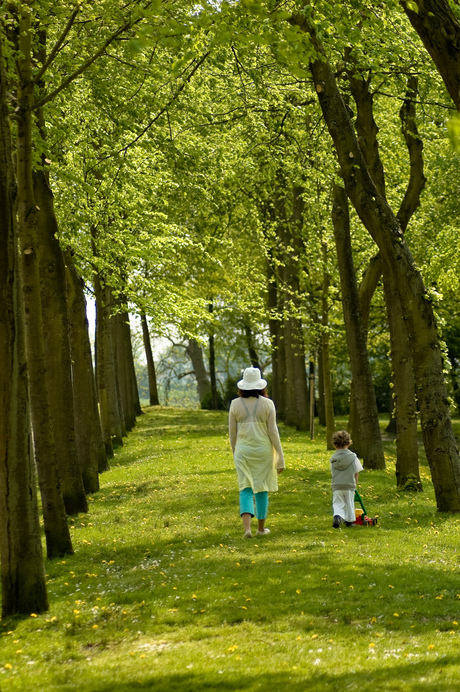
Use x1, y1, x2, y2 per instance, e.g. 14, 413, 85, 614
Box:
239, 488, 269, 520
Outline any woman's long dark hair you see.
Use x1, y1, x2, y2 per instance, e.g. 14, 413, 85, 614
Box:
238, 388, 268, 398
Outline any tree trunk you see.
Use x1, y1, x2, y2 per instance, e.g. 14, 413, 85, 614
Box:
34, 170, 88, 515
277, 181, 309, 429
0, 39, 48, 615
120, 310, 142, 422
382, 276, 421, 488
0, 281, 49, 616
267, 250, 285, 415
292, 325, 309, 431
115, 311, 136, 432
317, 348, 326, 427
349, 73, 424, 485
186, 338, 211, 406
331, 183, 385, 469
291, 184, 309, 430
386, 400, 397, 435
16, 5, 73, 557
321, 242, 336, 449
305, 22, 460, 510
291, 186, 309, 430
95, 280, 124, 447
309, 356, 316, 440
127, 320, 143, 418
208, 302, 219, 409
243, 322, 261, 370
94, 274, 115, 457
400, 0, 460, 112
141, 313, 160, 406
282, 316, 298, 427
65, 252, 107, 485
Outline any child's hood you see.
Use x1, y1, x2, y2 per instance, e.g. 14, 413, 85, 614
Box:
331, 449, 355, 470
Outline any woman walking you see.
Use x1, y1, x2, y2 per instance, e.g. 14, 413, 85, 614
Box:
229, 367, 285, 538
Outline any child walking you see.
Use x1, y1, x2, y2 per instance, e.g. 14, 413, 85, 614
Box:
330, 430, 363, 528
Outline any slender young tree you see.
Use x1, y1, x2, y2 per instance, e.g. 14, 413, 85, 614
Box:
332, 183, 385, 469
141, 313, 160, 406
95, 279, 125, 447
65, 251, 107, 487
321, 240, 336, 450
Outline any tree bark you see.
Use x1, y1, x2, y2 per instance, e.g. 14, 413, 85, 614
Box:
208, 302, 220, 409
94, 273, 115, 457
321, 242, 336, 449
0, 37, 48, 616
317, 347, 326, 427
127, 319, 143, 418
346, 55, 386, 198
332, 183, 385, 468
290, 185, 310, 431
34, 170, 88, 515
304, 21, 460, 510
382, 276, 421, 488
243, 322, 261, 370
0, 280, 49, 616
277, 180, 309, 429
99, 283, 125, 446
141, 313, 160, 405
65, 251, 107, 485
274, 173, 297, 425
186, 338, 211, 406
267, 248, 285, 416
400, 0, 460, 111
309, 357, 316, 440
16, 5, 73, 556
348, 73, 424, 485
114, 311, 136, 432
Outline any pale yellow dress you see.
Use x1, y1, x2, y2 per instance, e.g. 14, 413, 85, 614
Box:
229, 396, 285, 492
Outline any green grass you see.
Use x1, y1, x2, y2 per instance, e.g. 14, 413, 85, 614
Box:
2, 408, 460, 691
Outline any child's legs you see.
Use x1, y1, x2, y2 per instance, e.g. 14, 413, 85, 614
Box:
254, 491, 268, 520
332, 489, 355, 523
343, 490, 356, 522
239, 487, 255, 517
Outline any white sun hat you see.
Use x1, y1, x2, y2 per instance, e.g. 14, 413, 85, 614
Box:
237, 367, 267, 390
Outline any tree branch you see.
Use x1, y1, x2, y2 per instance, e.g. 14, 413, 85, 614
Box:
90, 51, 210, 164
345, 57, 386, 199
400, 0, 460, 111
397, 75, 426, 232
33, 19, 134, 109
32, 5, 80, 86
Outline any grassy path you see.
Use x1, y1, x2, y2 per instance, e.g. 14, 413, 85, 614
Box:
2, 407, 460, 691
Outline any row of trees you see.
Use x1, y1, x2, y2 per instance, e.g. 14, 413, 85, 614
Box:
2, 0, 460, 618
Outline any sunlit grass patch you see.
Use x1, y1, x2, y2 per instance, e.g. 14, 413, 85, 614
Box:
2, 407, 460, 690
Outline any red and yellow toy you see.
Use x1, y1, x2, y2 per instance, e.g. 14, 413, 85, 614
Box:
354, 491, 378, 526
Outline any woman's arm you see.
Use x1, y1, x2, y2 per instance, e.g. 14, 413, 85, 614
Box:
266, 401, 285, 469
229, 403, 237, 453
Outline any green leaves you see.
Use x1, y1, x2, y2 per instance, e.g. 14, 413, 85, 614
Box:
447, 114, 460, 152
405, 1, 420, 12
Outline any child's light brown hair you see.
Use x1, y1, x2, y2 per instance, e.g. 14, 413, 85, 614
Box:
331, 430, 352, 448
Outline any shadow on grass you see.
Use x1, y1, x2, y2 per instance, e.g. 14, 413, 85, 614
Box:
130, 407, 229, 441
73, 655, 460, 691
57, 518, 460, 639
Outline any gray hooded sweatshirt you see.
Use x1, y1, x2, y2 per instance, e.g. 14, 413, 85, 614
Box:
330, 449, 358, 490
